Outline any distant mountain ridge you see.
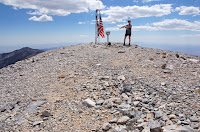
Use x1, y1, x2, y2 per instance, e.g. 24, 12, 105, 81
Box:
0, 47, 43, 69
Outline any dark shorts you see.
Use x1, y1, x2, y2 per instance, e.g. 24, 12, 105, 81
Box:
125, 31, 131, 36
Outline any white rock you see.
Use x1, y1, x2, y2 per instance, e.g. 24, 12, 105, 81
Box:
189, 59, 199, 63
117, 75, 126, 81
82, 98, 96, 108
118, 50, 126, 53
135, 96, 142, 101
190, 116, 198, 122
142, 126, 150, 132
99, 76, 110, 80
104, 81, 110, 87
114, 125, 127, 132
109, 118, 118, 123
102, 123, 111, 131
161, 82, 166, 86
119, 104, 131, 109
162, 125, 196, 132
112, 98, 121, 105
96, 99, 104, 105
117, 116, 130, 124
121, 93, 129, 101
33, 121, 44, 126
133, 101, 140, 106
168, 114, 177, 119
166, 65, 174, 70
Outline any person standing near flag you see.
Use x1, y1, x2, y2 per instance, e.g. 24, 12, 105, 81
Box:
120, 20, 132, 46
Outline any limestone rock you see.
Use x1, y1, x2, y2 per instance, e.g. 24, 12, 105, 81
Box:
190, 116, 198, 122
82, 98, 96, 108
102, 123, 111, 131
99, 76, 110, 80
33, 121, 44, 126
41, 110, 51, 117
154, 111, 163, 119
133, 101, 140, 106
118, 51, 125, 53
0, 103, 15, 112
26, 101, 46, 113
96, 100, 104, 105
58, 74, 66, 78
168, 114, 177, 120
162, 125, 196, 132
117, 116, 130, 125
121, 93, 129, 100
189, 59, 199, 63
113, 125, 127, 132
117, 75, 126, 81
148, 120, 162, 132
109, 118, 118, 123
161, 82, 166, 86
112, 98, 121, 105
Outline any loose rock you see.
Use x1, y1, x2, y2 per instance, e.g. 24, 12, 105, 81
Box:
102, 123, 111, 131
33, 121, 44, 126
168, 114, 177, 120
117, 116, 130, 125
83, 98, 96, 108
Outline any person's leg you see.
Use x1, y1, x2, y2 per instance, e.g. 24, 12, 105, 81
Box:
124, 36, 127, 45
129, 36, 131, 45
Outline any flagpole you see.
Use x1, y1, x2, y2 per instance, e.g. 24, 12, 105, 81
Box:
95, 9, 99, 44
95, 9, 97, 44
98, 9, 100, 44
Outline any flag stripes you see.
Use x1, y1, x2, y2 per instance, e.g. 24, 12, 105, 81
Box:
99, 12, 105, 38
96, 9, 104, 39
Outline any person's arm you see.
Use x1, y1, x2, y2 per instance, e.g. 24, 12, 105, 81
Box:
119, 26, 125, 29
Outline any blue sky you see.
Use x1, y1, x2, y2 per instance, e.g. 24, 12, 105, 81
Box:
0, 0, 200, 52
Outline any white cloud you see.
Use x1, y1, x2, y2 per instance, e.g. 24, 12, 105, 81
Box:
90, 22, 96, 24
102, 4, 172, 23
106, 19, 200, 31
133, 26, 158, 31
106, 23, 158, 31
142, 0, 160, 3
106, 23, 129, 31
175, 6, 200, 16
181, 34, 200, 38
29, 14, 53, 22
78, 22, 86, 24
133, 0, 160, 2
0, 0, 105, 17
106, 27, 122, 31
80, 35, 88, 37
153, 19, 200, 31
133, 35, 200, 45
106, 26, 157, 31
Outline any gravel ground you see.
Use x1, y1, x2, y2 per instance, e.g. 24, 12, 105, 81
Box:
0, 42, 199, 131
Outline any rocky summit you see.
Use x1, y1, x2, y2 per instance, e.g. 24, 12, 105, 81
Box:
0, 43, 199, 132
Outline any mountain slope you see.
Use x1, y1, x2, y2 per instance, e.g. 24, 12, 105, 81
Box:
0, 43, 199, 131
0, 47, 43, 69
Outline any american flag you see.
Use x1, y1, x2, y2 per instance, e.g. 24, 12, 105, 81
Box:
99, 11, 105, 38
